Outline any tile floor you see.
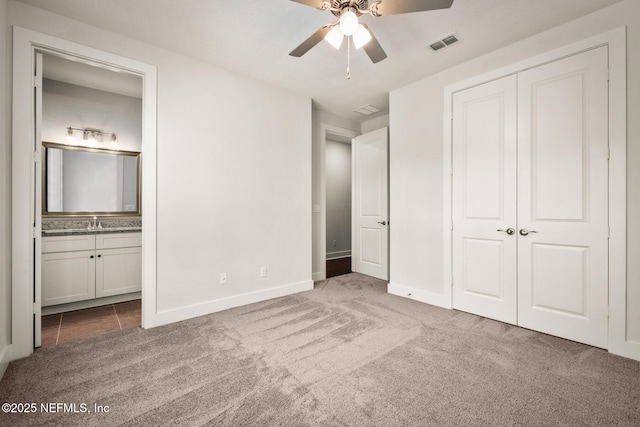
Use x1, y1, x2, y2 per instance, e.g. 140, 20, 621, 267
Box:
41, 299, 141, 347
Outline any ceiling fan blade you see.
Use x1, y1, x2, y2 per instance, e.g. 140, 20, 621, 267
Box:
361, 24, 387, 63
372, 0, 454, 16
289, 25, 332, 57
289, 0, 327, 9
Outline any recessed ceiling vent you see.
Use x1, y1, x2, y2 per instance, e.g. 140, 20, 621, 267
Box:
353, 104, 381, 116
427, 31, 462, 53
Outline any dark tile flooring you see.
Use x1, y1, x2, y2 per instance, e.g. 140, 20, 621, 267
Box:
41, 299, 141, 347
326, 256, 352, 278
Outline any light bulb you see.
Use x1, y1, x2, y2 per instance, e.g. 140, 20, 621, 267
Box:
339, 9, 359, 36
353, 24, 372, 49
325, 26, 344, 49
88, 132, 97, 145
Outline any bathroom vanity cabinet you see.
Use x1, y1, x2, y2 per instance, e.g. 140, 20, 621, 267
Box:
42, 232, 141, 307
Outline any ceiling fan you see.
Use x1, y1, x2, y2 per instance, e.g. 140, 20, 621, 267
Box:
289, 0, 455, 64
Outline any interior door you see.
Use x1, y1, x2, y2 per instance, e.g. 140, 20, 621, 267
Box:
352, 127, 389, 280
517, 46, 609, 348
452, 75, 518, 324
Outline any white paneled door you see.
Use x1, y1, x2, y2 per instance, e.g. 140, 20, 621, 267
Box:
517, 47, 609, 348
452, 47, 609, 348
352, 127, 389, 280
452, 75, 518, 325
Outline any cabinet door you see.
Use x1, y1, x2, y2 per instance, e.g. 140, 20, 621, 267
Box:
42, 250, 96, 306
96, 247, 142, 298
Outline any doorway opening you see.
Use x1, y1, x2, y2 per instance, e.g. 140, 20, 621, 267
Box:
37, 52, 144, 347
12, 27, 157, 360
325, 132, 352, 278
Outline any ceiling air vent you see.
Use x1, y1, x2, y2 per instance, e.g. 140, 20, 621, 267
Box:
427, 31, 462, 53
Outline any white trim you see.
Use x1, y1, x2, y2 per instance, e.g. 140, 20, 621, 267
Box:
0, 344, 9, 379
326, 251, 351, 260
605, 28, 637, 361
11, 26, 157, 361
314, 124, 359, 281
442, 27, 631, 359
388, 282, 451, 309
41, 292, 141, 315
145, 280, 314, 328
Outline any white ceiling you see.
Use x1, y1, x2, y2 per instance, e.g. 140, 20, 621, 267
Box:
19, 0, 623, 121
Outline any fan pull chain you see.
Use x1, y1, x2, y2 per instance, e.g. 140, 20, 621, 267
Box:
346, 36, 351, 79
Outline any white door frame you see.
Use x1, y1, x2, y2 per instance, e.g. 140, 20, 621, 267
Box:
314, 124, 359, 281
11, 27, 157, 361
443, 27, 634, 359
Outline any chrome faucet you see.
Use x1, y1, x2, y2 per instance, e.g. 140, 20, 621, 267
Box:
87, 216, 98, 230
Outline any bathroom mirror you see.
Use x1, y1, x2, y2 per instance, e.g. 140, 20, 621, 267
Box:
42, 141, 141, 216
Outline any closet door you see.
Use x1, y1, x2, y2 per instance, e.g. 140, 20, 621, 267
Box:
452, 75, 518, 324
517, 47, 609, 348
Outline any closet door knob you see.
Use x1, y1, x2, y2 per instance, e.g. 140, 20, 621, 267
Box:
519, 229, 537, 236
497, 228, 515, 235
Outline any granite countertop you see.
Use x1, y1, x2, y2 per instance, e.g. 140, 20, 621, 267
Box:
42, 227, 142, 237
41, 218, 142, 237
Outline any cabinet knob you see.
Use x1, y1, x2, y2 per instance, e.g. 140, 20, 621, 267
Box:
97, 254, 102, 258
90, 255, 94, 259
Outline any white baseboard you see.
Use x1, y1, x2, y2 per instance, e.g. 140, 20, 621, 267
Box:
387, 282, 452, 309
326, 251, 351, 259
312, 271, 325, 281
0, 344, 10, 380
42, 292, 141, 315
609, 339, 640, 362
145, 279, 314, 329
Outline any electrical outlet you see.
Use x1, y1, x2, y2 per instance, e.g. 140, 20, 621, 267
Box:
260, 267, 267, 278
219, 273, 227, 284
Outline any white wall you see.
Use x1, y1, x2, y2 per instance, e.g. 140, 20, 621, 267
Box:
361, 114, 389, 134
389, 0, 640, 351
42, 78, 142, 152
311, 108, 360, 280
7, 1, 312, 334
325, 139, 351, 258
0, 0, 11, 377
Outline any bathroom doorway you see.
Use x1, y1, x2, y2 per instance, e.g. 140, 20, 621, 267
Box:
12, 27, 157, 359
37, 52, 144, 347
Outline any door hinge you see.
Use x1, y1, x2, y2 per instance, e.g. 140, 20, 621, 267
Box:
33, 75, 42, 88
33, 302, 40, 314
32, 151, 41, 164
608, 147, 611, 160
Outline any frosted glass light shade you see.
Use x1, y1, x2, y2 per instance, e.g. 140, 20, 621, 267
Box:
325, 26, 344, 49
339, 10, 359, 36
353, 24, 372, 49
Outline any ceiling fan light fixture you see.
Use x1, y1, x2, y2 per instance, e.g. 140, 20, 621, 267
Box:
325, 26, 344, 49
339, 8, 359, 36
353, 24, 372, 49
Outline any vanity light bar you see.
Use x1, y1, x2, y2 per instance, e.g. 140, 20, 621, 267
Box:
66, 126, 118, 147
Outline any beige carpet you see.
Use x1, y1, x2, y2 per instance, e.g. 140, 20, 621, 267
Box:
1, 273, 639, 426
